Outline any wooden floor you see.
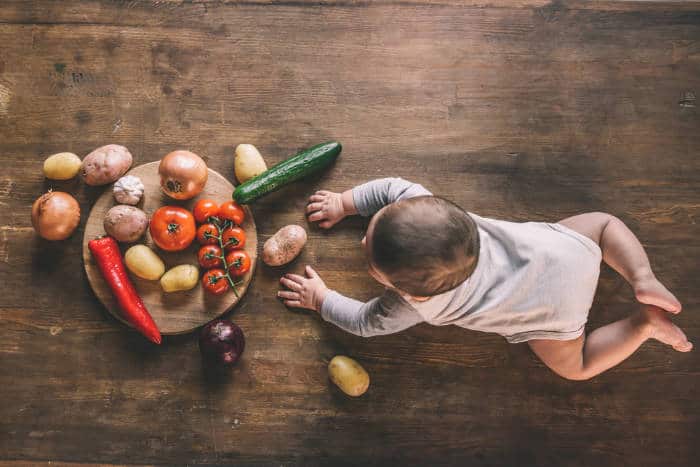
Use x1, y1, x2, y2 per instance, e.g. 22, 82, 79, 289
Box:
1, 1, 699, 465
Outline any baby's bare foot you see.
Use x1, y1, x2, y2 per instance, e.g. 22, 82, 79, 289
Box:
634, 275, 682, 313
640, 306, 692, 352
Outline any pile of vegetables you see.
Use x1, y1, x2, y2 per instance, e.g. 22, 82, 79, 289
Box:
33, 144, 135, 241
34, 140, 370, 396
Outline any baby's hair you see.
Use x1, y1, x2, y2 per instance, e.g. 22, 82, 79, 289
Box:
370, 196, 479, 297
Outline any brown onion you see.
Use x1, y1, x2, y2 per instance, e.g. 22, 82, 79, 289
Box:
158, 150, 208, 200
31, 191, 81, 240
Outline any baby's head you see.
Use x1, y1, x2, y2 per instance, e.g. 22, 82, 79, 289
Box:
363, 196, 479, 298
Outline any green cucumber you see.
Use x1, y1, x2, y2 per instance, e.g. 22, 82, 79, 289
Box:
233, 141, 342, 204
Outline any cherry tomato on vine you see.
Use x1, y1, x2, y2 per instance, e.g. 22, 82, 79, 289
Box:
218, 201, 245, 225
225, 250, 251, 278
222, 226, 246, 251
149, 206, 196, 252
193, 199, 219, 224
202, 268, 230, 295
198, 245, 223, 269
196, 223, 220, 245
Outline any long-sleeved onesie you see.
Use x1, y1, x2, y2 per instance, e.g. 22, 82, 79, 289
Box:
320, 178, 602, 343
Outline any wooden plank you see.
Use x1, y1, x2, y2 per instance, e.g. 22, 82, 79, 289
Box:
0, 0, 699, 466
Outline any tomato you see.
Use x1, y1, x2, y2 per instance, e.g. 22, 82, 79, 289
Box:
149, 206, 196, 252
222, 226, 246, 251
202, 268, 230, 295
196, 223, 220, 245
218, 200, 245, 225
198, 245, 223, 269
193, 199, 219, 224
225, 250, 251, 278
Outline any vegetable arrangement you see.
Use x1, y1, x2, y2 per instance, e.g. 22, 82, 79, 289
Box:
35, 139, 369, 395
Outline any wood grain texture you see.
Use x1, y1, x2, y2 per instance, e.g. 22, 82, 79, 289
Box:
0, 0, 699, 466
82, 162, 258, 335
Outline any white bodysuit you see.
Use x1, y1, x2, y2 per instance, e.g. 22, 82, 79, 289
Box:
320, 178, 602, 343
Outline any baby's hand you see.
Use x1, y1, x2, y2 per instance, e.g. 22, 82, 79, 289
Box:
306, 190, 346, 229
278, 265, 329, 312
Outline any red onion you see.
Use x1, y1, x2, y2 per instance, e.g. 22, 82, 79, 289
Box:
198, 319, 245, 367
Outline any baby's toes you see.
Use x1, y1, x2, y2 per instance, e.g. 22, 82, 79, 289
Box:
673, 341, 693, 352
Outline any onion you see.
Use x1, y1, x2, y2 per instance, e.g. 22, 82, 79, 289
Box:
159, 150, 208, 200
198, 319, 245, 367
31, 191, 81, 241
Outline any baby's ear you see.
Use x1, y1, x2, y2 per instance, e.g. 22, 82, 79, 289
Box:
393, 288, 429, 302
408, 295, 431, 302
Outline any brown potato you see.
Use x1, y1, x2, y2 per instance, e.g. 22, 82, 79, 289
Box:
103, 205, 148, 243
262, 224, 307, 266
81, 144, 133, 186
328, 356, 370, 397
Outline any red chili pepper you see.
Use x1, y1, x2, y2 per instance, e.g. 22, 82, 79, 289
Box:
88, 236, 162, 344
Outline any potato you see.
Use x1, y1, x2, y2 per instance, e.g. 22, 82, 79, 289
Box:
124, 245, 165, 281
262, 224, 307, 266
234, 143, 268, 183
81, 144, 133, 186
43, 152, 82, 180
328, 356, 370, 397
103, 205, 148, 243
160, 264, 199, 293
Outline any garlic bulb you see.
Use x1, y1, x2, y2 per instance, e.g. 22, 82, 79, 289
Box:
113, 175, 144, 205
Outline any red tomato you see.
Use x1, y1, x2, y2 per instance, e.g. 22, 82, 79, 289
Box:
149, 206, 196, 252
202, 269, 230, 295
221, 226, 246, 251
225, 250, 251, 278
218, 201, 245, 225
198, 245, 223, 269
193, 199, 219, 224
196, 223, 220, 245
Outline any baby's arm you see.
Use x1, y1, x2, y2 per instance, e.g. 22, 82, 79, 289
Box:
278, 266, 424, 337
307, 178, 432, 228
321, 289, 424, 337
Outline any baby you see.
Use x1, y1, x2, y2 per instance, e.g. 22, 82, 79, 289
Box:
278, 178, 692, 380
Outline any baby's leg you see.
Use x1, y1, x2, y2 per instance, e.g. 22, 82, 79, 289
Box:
529, 306, 692, 380
558, 212, 681, 313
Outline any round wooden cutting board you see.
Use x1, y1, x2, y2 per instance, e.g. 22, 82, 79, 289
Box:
82, 162, 257, 335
